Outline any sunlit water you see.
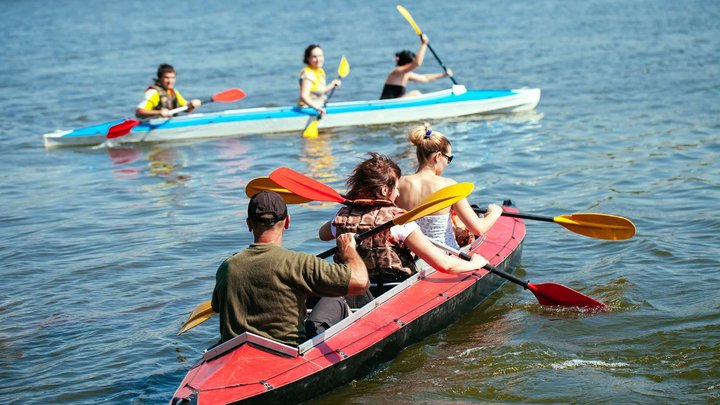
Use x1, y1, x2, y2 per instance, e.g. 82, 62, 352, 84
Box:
1, 0, 718, 403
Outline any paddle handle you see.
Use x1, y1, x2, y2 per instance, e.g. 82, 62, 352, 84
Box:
425, 42, 458, 85
428, 239, 529, 289
318, 219, 394, 259
472, 204, 554, 224
326, 75, 341, 103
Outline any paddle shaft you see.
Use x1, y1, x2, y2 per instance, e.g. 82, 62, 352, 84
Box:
319, 76, 341, 116
423, 40, 458, 85
427, 239, 529, 288
166, 95, 215, 115
472, 205, 554, 224
318, 220, 394, 258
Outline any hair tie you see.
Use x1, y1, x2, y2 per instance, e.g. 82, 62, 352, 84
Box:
424, 129, 432, 139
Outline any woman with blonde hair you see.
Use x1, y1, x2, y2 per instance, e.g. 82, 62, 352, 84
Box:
319, 153, 489, 292
396, 124, 502, 249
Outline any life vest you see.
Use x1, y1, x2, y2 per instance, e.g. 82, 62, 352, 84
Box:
148, 84, 179, 110
298, 66, 326, 105
332, 200, 416, 282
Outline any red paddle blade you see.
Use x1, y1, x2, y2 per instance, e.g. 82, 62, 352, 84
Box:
270, 167, 345, 203
527, 282, 608, 310
211, 88, 246, 103
107, 119, 140, 139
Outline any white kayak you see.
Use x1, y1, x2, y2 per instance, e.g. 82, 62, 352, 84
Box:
43, 86, 540, 148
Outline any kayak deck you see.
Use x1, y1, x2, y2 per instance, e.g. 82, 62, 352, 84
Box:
44, 87, 540, 148
170, 206, 525, 404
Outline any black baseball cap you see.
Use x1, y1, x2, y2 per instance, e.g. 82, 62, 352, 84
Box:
248, 190, 287, 223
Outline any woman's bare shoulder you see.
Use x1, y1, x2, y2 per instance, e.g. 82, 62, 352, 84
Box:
438, 176, 458, 187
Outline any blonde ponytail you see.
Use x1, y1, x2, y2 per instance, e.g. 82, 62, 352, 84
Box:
407, 122, 451, 165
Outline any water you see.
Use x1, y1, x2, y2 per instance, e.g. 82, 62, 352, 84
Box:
1, 0, 718, 403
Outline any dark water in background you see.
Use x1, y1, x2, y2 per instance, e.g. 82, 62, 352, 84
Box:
1, 0, 719, 403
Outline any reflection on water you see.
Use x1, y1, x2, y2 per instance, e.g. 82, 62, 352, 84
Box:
146, 147, 191, 185
108, 146, 143, 179
212, 138, 254, 205
298, 135, 344, 209
107, 145, 190, 187
300, 135, 340, 183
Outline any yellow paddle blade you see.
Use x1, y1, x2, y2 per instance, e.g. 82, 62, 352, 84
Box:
395, 182, 474, 224
397, 5, 423, 35
303, 119, 319, 138
178, 300, 217, 335
553, 213, 636, 240
245, 177, 312, 204
338, 56, 350, 78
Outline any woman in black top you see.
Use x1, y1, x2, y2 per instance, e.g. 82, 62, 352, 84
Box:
380, 34, 452, 100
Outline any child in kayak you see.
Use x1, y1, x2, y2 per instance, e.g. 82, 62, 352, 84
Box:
380, 34, 452, 100
397, 123, 502, 249
298, 44, 342, 115
135, 64, 201, 119
319, 153, 489, 302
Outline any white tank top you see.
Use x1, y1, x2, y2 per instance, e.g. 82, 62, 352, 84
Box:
414, 213, 459, 249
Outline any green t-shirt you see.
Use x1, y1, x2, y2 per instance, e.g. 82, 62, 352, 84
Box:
211, 243, 352, 346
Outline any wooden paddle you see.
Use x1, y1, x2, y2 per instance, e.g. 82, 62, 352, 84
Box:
107, 88, 246, 139
396, 5, 458, 85
471, 204, 636, 240
303, 56, 350, 138
428, 239, 608, 310
178, 181, 473, 335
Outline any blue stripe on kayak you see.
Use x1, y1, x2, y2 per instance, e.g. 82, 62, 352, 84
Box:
62, 119, 127, 136
62, 90, 517, 137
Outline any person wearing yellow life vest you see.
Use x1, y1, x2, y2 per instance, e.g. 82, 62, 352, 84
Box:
135, 64, 201, 119
298, 44, 342, 116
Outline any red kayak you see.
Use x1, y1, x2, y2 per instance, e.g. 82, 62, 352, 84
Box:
171, 206, 525, 404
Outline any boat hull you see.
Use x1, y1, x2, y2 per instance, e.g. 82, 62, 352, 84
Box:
170, 206, 526, 404
44, 87, 540, 147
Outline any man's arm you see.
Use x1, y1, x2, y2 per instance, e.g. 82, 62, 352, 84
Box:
335, 233, 369, 295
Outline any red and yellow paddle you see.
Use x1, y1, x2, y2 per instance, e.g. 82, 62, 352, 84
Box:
107, 88, 246, 139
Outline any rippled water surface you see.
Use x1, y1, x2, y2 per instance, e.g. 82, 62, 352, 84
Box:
1, 0, 718, 403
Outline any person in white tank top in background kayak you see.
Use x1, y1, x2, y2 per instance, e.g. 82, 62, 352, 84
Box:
396, 123, 502, 249
298, 44, 342, 116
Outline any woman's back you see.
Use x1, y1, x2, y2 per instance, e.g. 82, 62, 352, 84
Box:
397, 172, 455, 215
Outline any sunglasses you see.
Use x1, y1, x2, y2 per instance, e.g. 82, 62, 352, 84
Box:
440, 152, 454, 163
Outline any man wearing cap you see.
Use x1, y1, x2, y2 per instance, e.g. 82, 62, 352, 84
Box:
211, 190, 369, 346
